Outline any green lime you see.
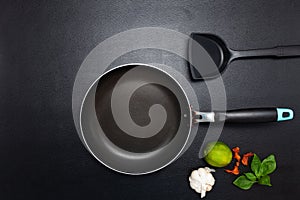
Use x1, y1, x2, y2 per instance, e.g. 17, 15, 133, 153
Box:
204, 141, 233, 168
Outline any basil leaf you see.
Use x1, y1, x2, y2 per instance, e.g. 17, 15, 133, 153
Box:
251, 154, 261, 177
258, 154, 276, 176
233, 175, 255, 190
244, 172, 257, 181
258, 175, 272, 186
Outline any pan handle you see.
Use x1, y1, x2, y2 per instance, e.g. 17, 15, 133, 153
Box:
194, 108, 294, 123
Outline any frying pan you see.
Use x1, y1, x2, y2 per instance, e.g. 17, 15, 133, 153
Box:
189, 33, 300, 80
80, 63, 293, 175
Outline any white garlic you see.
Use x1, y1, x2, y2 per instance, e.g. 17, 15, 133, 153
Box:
189, 167, 216, 198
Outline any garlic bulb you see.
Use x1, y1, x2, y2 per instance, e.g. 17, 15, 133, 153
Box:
189, 167, 216, 198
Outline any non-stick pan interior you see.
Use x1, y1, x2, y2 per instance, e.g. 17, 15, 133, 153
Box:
95, 66, 182, 153
80, 64, 191, 174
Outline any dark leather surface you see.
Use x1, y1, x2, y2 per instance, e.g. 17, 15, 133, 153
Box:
0, 0, 299, 199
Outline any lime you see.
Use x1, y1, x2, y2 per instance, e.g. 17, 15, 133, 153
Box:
204, 141, 233, 168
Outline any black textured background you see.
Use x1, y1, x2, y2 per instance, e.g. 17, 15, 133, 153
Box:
0, 0, 300, 199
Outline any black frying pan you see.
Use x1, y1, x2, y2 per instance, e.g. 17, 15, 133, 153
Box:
189, 33, 300, 80
79, 63, 293, 175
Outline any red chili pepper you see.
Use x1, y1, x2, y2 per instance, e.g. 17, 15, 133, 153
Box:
241, 152, 254, 166
225, 147, 242, 175
232, 147, 241, 162
225, 165, 239, 175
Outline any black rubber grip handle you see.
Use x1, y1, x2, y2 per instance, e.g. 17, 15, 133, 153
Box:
232, 45, 300, 59
215, 108, 278, 123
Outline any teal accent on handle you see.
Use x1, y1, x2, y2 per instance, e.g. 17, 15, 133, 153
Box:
277, 108, 294, 121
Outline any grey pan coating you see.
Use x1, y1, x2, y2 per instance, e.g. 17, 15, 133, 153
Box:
79, 63, 199, 175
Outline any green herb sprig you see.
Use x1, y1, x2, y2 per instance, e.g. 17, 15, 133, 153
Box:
233, 154, 276, 190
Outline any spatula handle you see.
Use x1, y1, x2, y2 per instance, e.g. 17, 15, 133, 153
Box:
231, 45, 300, 60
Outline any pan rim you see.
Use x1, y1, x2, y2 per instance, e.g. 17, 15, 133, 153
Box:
79, 62, 193, 175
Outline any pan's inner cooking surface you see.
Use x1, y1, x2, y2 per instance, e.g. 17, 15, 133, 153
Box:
95, 66, 181, 153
